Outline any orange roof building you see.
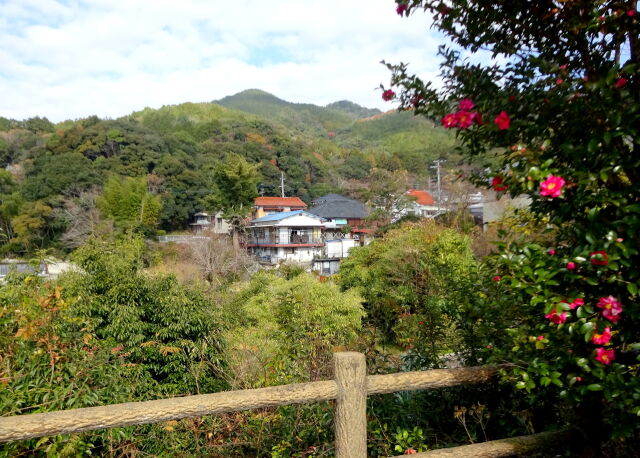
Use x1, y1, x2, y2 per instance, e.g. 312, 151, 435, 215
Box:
254, 196, 307, 218
407, 189, 436, 206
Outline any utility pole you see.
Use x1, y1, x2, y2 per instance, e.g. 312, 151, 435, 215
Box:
430, 160, 445, 208
280, 172, 286, 198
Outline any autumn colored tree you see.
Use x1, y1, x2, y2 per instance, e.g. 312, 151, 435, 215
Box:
386, 0, 639, 441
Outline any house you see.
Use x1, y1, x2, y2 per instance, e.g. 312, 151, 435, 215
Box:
253, 196, 307, 219
405, 189, 442, 218
312, 238, 359, 275
189, 211, 232, 235
247, 210, 325, 265
308, 194, 369, 240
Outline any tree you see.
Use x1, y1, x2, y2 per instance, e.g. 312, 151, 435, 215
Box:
225, 271, 364, 386
209, 152, 261, 216
338, 221, 477, 366
97, 175, 160, 235
207, 153, 261, 246
10, 200, 55, 252
187, 234, 254, 286
354, 168, 413, 226
387, 0, 640, 441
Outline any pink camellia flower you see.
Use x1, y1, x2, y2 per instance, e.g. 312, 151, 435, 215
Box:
556, 78, 564, 85
538, 335, 544, 341
494, 111, 511, 130
590, 251, 608, 266
404, 449, 418, 455
459, 98, 475, 111
595, 347, 615, 365
382, 89, 395, 101
597, 296, 622, 323
576, 376, 582, 382
492, 176, 508, 192
548, 249, 556, 255
545, 307, 567, 324
492, 275, 501, 282
441, 113, 457, 128
539, 175, 566, 198
616, 237, 624, 243
615, 77, 628, 88
592, 327, 612, 345
567, 262, 576, 270
628, 9, 636, 17
570, 298, 584, 309
455, 111, 474, 129
396, 3, 408, 15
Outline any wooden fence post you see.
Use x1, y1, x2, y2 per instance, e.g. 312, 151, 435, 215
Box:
334, 352, 367, 458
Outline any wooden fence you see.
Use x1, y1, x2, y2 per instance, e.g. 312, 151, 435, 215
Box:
0, 352, 571, 457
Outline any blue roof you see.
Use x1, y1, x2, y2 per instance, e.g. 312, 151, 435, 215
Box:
251, 210, 324, 223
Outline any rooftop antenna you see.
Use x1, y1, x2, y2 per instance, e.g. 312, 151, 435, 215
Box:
280, 172, 286, 198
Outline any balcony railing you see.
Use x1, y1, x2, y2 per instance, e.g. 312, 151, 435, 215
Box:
249, 234, 323, 245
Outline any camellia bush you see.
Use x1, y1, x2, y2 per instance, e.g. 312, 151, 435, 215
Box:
385, 0, 639, 441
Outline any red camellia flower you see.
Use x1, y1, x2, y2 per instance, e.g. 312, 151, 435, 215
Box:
592, 327, 612, 345
459, 98, 475, 111
590, 251, 609, 265
396, 3, 408, 15
567, 261, 576, 270
595, 347, 615, 365
537, 335, 544, 341
382, 89, 395, 101
492, 275, 501, 282
404, 449, 418, 455
494, 111, 511, 130
570, 298, 584, 309
545, 307, 567, 324
556, 78, 564, 85
548, 249, 556, 255
597, 296, 622, 323
628, 9, 636, 17
455, 111, 474, 128
492, 176, 507, 191
539, 175, 566, 198
615, 77, 628, 88
441, 113, 457, 128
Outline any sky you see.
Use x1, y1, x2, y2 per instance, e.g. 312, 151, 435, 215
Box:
0, 0, 445, 122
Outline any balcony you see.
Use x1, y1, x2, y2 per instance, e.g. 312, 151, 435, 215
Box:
248, 232, 323, 247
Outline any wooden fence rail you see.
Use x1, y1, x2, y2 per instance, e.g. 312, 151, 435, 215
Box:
0, 352, 569, 457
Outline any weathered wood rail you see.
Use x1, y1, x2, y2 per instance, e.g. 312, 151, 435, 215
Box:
0, 352, 570, 457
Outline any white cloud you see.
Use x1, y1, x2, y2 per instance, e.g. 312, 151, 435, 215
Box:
0, 0, 444, 121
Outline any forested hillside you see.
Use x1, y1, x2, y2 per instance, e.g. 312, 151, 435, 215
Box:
0, 90, 457, 255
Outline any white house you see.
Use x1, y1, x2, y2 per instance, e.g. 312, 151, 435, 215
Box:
189, 211, 232, 235
247, 210, 325, 265
312, 238, 358, 275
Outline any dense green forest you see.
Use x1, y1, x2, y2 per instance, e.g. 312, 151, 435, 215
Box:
0, 89, 456, 255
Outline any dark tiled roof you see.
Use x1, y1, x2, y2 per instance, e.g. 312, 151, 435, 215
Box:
309, 194, 368, 219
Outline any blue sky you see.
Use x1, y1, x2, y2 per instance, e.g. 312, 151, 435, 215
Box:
0, 0, 444, 122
